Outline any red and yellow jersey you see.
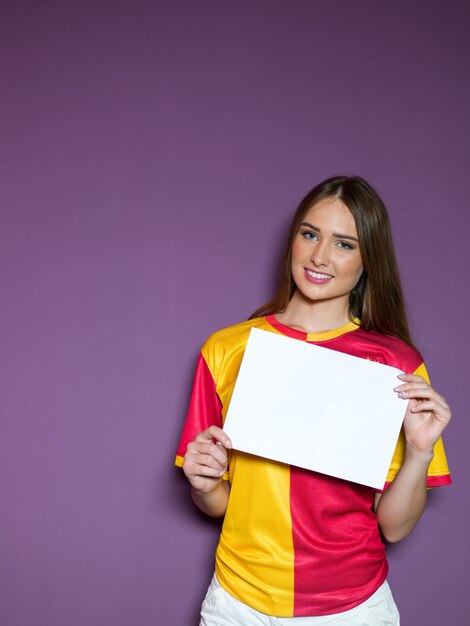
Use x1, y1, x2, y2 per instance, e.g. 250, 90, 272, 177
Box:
175, 316, 451, 617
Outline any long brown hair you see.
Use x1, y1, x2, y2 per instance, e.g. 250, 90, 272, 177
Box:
250, 175, 414, 346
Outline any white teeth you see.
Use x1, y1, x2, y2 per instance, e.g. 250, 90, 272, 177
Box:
306, 270, 332, 279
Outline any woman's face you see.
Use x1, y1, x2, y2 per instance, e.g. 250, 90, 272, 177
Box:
290, 197, 364, 311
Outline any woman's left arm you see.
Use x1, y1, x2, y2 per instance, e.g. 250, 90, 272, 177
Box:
374, 374, 451, 543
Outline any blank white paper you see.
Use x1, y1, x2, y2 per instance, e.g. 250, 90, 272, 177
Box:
223, 328, 406, 489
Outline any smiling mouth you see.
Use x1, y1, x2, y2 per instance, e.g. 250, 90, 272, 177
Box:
306, 269, 333, 280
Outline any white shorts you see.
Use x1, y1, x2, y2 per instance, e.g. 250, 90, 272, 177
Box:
200, 574, 400, 626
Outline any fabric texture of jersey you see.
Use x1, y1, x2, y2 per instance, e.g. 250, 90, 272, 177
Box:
175, 316, 451, 617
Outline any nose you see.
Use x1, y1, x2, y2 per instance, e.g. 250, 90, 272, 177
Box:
310, 241, 329, 267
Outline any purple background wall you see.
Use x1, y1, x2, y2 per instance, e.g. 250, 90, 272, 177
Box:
1, 1, 468, 624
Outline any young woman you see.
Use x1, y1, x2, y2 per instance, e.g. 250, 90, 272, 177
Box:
175, 175, 452, 625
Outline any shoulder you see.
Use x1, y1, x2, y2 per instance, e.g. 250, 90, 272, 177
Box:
351, 327, 424, 373
202, 317, 267, 354
199, 317, 269, 381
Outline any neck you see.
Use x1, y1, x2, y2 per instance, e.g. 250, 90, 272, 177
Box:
276, 290, 352, 334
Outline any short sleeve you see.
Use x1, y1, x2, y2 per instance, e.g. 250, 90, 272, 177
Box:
175, 352, 223, 467
383, 362, 452, 490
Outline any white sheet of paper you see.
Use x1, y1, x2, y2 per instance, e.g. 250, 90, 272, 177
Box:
223, 328, 406, 489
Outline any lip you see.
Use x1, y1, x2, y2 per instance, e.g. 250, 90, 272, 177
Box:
304, 268, 334, 284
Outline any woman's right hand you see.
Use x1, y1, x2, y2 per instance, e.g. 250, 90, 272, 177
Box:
183, 426, 232, 495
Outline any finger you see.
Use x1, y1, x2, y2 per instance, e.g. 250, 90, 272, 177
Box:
409, 400, 451, 418
394, 380, 445, 398
396, 375, 449, 406
186, 454, 228, 476
397, 373, 426, 384
396, 386, 447, 406
183, 447, 228, 475
195, 426, 232, 449
184, 460, 227, 480
186, 441, 228, 466
394, 380, 430, 393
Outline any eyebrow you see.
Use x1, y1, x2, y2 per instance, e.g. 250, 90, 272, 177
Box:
300, 221, 359, 243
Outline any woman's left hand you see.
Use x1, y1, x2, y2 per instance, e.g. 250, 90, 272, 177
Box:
395, 373, 451, 454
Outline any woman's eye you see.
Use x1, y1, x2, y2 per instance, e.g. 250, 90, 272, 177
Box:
337, 241, 353, 250
301, 230, 317, 240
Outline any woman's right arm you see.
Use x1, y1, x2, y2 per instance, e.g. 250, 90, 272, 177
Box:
183, 425, 232, 517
